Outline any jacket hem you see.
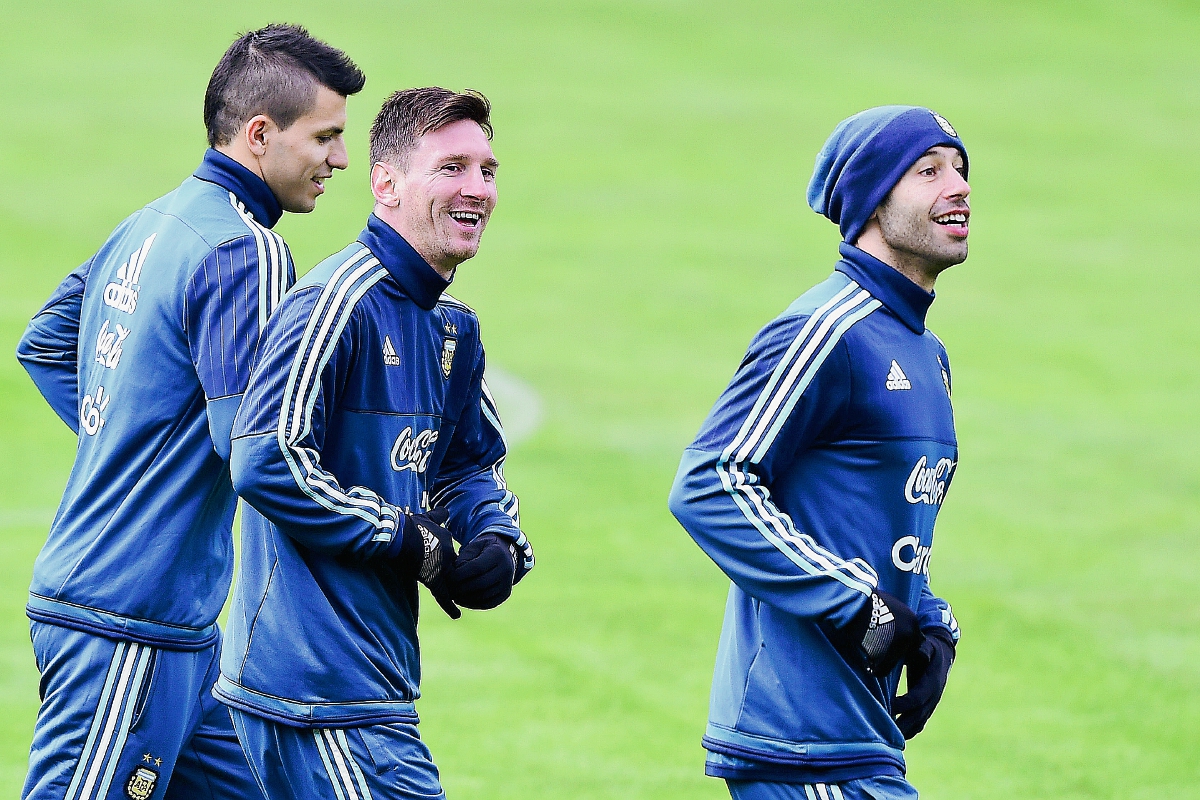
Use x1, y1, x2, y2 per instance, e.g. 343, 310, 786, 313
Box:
704, 760, 904, 784
702, 724, 906, 779
212, 675, 420, 728
27, 594, 218, 651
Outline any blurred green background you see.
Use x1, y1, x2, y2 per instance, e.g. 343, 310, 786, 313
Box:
2, 1, 1198, 797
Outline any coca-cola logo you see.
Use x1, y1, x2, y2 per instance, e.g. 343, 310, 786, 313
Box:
904, 456, 955, 506
390, 426, 439, 473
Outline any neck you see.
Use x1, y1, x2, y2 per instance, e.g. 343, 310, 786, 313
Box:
372, 203, 458, 280
214, 142, 266, 182
853, 228, 938, 292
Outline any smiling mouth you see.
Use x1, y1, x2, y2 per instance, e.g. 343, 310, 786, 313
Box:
449, 210, 483, 229
933, 211, 969, 231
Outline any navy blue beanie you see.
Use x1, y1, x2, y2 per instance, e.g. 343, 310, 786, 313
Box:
806, 106, 968, 243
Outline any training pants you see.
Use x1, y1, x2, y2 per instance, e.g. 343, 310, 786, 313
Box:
230, 709, 446, 799
22, 622, 261, 800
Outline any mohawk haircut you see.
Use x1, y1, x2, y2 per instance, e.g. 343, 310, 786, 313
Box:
369, 88, 493, 169
204, 23, 365, 147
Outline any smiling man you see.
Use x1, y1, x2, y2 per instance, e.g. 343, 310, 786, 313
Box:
14, 24, 363, 800
669, 106, 969, 800
214, 88, 534, 800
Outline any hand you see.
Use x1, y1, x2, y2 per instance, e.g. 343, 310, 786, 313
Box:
893, 628, 956, 738
397, 508, 461, 619
449, 533, 516, 610
832, 589, 923, 676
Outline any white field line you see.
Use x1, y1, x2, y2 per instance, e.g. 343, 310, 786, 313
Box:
0, 508, 57, 528
484, 365, 543, 446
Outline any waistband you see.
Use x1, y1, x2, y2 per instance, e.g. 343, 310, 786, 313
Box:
27, 593, 219, 651
212, 675, 420, 728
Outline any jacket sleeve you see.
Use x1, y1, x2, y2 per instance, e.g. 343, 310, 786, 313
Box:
184, 233, 293, 461
917, 578, 960, 642
229, 284, 404, 561
16, 258, 93, 432
430, 345, 535, 579
668, 312, 877, 628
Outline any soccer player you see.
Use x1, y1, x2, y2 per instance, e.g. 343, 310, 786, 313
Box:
213, 87, 535, 800
15, 25, 364, 800
668, 106, 969, 800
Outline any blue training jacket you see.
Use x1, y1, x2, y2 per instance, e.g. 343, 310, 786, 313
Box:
215, 214, 534, 728
16, 150, 293, 650
668, 243, 960, 784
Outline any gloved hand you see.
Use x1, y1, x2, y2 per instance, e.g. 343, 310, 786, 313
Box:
396, 508, 460, 619
831, 589, 924, 676
449, 533, 516, 610
892, 627, 956, 739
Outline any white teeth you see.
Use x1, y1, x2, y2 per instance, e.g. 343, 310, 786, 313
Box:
449, 211, 481, 224
935, 213, 968, 224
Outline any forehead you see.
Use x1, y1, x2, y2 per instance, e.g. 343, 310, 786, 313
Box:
413, 119, 495, 162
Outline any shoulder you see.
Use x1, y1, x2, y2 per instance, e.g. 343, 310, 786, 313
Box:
275, 244, 389, 332
926, 328, 950, 358
147, 177, 283, 254
751, 270, 882, 357
435, 292, 481, 335
294, 243, 384, 294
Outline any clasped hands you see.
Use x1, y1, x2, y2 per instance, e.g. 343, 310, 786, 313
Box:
396, 508, 519, 620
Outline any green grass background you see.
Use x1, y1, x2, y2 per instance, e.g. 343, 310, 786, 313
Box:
2, 1, 1198, 797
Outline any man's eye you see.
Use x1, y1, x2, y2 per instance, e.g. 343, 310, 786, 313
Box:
442, 163, 462, 173
317, 136, 332, 144
482, 168, 496, 180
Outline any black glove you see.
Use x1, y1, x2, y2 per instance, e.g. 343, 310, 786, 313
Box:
449, 533, 516, 610
396, 508, 460, 619
832, 590, 923, 676
892, 627, 955, 739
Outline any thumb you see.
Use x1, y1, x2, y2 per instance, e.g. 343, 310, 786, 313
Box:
434, 591, 461, 620
891, 690, 920, 716
426, 507, 450, 526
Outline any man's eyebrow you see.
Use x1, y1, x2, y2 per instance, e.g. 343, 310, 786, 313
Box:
316, 125, 344, 136
442, 154, 501, 168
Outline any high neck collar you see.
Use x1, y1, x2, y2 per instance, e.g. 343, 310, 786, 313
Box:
836, 242, 935, 334
193, 149, 283, 228
357, 214, 451, 310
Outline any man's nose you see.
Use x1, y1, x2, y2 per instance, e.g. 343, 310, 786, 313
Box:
459, 166, 489, 198
328, 137, 349, 171
945, 169, 970, 200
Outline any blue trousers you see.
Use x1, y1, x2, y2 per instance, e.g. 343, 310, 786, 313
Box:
23, 622, 261, 800
727, 776, 919, 800
231, 710, 445, 800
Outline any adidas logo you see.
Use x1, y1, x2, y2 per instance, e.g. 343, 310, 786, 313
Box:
382, 335, 400, 367
885, 360, 911, 391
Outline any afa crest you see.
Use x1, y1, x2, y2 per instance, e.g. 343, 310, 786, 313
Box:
440, 338, 457, 379
125, 766, 158, 800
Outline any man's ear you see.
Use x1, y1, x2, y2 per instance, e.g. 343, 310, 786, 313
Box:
371, 162, 402, 207
243, 115, 273, 157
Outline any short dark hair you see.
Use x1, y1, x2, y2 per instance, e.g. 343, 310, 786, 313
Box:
369, 88, 493, 168
204, 24, 366, 147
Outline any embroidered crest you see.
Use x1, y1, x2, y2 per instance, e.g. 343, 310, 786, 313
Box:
125, 766, 158, 800
440, 338, 457, 379
931, 111, 958, 137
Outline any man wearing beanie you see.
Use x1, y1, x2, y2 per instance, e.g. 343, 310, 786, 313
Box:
669, 106, 968, 800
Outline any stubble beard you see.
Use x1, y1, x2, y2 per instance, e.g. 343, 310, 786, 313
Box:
878, 204, 968, 276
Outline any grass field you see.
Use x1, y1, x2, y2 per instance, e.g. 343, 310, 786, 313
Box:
2, 1, 1199, 797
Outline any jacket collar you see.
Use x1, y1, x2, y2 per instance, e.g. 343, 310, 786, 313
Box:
193, 148, 283, 228
357, 214, 450, 311
835, 242, 935, 334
